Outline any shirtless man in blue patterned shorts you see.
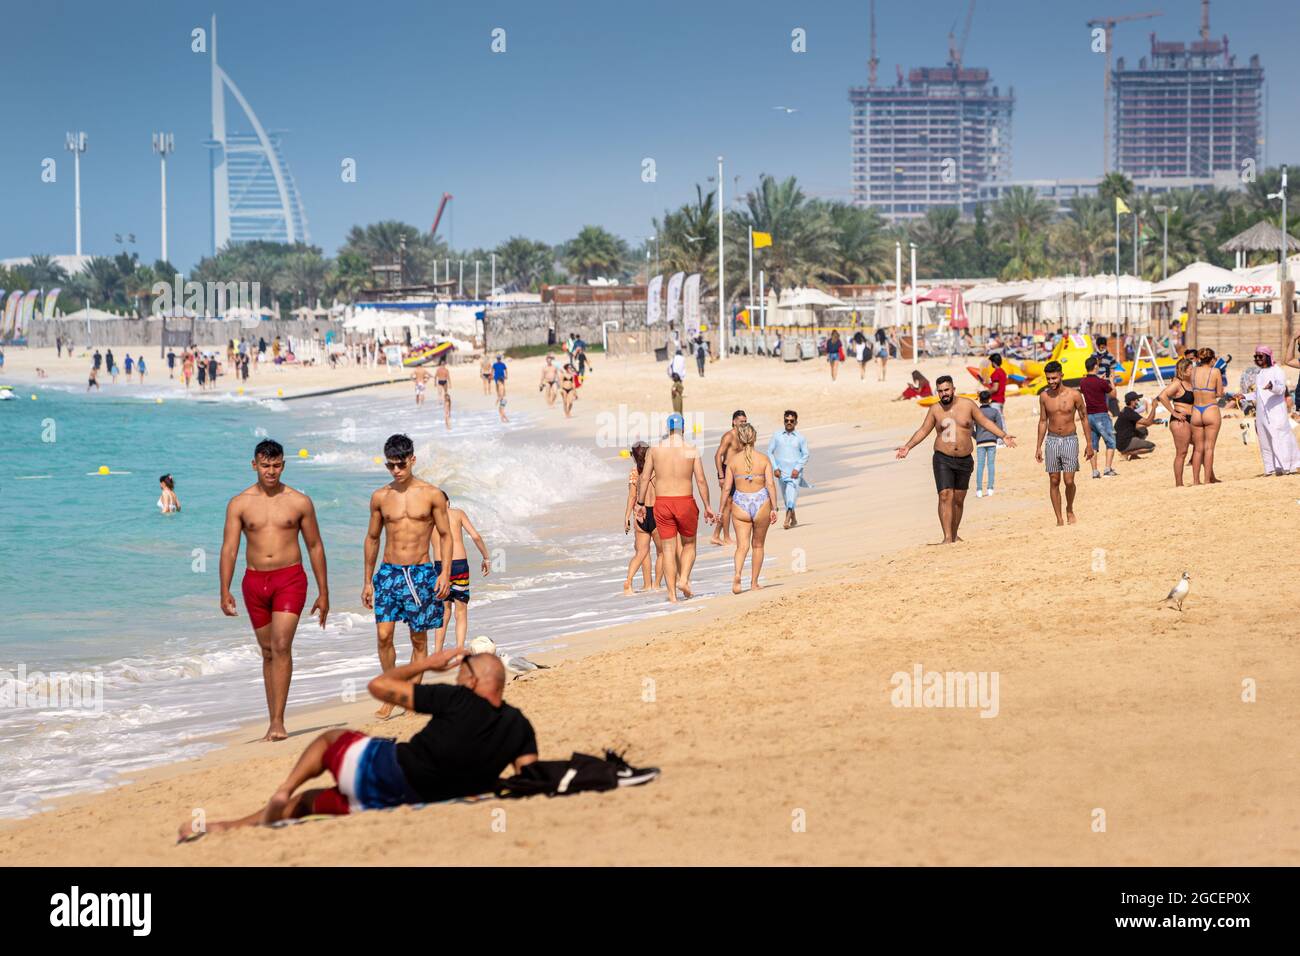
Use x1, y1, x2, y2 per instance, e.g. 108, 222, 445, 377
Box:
362, 434, 453, 718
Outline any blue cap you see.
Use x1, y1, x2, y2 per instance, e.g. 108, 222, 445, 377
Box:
666, 413, 685, 433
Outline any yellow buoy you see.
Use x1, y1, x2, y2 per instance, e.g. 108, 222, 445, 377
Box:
237, 387, 244, 395
277, 389, 284, 397
31, 394, 37, 400
156, 397, 164, 404
298, 448, 309, 458
97, 465, 110, 475
618, 449, 631, 458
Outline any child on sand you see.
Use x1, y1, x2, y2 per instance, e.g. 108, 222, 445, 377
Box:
974, 389, 1004, 498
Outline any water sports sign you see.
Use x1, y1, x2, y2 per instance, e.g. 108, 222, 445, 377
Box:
1202, 282, 1280, 300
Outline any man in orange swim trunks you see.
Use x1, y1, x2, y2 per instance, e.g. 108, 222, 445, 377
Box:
635, 413, 715, 603
220, 439, 330, 741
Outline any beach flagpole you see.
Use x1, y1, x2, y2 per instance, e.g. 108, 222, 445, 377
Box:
748, 224, 753, 333
717, 155, 726, 360
759, 268, 765, 335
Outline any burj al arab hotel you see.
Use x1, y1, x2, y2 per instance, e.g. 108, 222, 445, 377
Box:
207, 16, 310, 252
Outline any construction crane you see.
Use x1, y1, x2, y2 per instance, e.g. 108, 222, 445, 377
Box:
1087, 10, 1162, 174
867, 0, 878, 87
948, 0, 976, 71
430, 192, 452, 240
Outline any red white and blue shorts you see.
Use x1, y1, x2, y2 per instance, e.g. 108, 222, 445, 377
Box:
313, 731, 420, 815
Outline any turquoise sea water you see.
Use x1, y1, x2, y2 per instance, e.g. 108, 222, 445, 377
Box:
0, 378, 731, 817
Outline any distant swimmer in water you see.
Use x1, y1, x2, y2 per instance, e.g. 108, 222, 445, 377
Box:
431, 496, 492, 654
220, 439, 331, 740
721, 423, 778, 593
362, 434, 453, 719
157, 473, 181, 513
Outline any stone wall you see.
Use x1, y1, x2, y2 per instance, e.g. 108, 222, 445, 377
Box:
18, 318, 346, 350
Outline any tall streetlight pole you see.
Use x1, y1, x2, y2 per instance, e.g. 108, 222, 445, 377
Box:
474, 260, 480, 299
894, 241, 902, 332
717, 156, 726, 359
909, 242, 919, 360
152, 132, 175, 264
1268, 166, 1289, 285
1153, 204, 1176, 280
65, 132, 88, 256
490, 253, 496, 296
458, 260, 464, 298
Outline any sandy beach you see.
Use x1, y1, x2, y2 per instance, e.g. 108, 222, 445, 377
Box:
2, 344, 1298, 865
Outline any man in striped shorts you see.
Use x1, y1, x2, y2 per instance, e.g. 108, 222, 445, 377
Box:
1035, 361, 1094, 526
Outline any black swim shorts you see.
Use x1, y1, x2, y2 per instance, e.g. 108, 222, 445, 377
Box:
932, 450, 974, 492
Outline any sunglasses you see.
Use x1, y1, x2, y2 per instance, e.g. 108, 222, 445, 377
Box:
385, 459, 410, 470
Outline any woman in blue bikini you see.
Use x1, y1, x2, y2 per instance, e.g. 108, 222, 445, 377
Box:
1188, 347, 1224, 485
721, 423, 779, 594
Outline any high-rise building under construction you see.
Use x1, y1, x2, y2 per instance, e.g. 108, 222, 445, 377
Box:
848, 2, 1013, 220
1112, 4, 1264, 179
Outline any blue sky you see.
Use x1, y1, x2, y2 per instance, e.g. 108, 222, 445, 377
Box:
2, 0, 1297, 272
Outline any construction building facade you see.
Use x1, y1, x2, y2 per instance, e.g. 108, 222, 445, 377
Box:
1113, 30, 1264, 179
849, 67, 1013, 221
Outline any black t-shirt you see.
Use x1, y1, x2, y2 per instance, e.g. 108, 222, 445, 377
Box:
1115, 407, 1143, 449
397, 684, 537, 801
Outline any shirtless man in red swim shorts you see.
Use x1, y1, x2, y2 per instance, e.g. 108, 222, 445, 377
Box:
220, 438, 330, 741
635, 413, 715, 603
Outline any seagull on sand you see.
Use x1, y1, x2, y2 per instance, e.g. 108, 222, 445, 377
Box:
1161, 571, 1191, 611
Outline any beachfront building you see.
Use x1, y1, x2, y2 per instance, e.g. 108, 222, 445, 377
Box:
849, 66, 1013, 221
206, 16, 310, 252
1112, 8, 1264, 179
966, 171, 1244, 217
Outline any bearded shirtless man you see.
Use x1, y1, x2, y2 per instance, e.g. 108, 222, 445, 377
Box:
1035, 360, 1094, 526
635, 414, 716, 602
362, 434, 453, 718
710, 410, 747, 546
220, 439, 331, 741
896, 375, 1016, 544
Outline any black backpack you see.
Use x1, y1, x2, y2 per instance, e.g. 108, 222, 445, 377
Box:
496, 750, 658, 799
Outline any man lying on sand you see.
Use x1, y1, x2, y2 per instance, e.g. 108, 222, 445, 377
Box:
178, 649, 536, 841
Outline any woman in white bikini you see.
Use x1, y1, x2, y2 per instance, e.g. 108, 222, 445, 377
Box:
721, 423, 778, 594
157, 474, 181, 514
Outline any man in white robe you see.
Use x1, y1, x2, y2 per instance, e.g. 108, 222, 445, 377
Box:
1252, 345, 1300, 475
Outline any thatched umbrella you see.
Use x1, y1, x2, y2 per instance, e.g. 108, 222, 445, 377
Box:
1219, 220, 1300, 268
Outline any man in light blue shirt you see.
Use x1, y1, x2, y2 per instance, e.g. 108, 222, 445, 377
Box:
767, 409, 810, 529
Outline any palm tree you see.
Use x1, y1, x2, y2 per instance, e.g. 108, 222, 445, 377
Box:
562, 226, 628, 282
654, 185, 717, 280
340, 221, 442, 286
494, 236, 554, 292
821, 202, 891, 283
1051, 196, 1111, 275
279, 251, 330, 306
736, 175, 837, 291
19, 254, 69, 287
1097, 172, 1134, 210
991, 187, 1054, 279
909, 206, 968, 278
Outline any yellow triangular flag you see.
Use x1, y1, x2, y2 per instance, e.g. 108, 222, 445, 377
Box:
752, 231, 772, 249
1115, 196, 1131, 215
